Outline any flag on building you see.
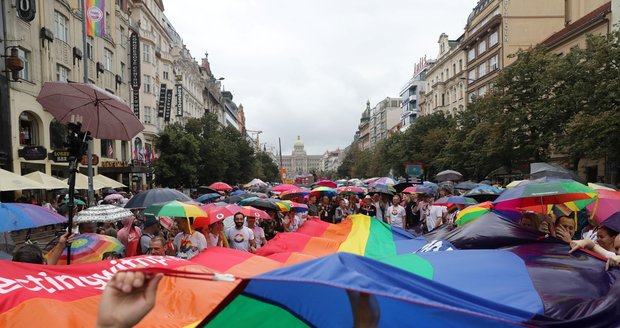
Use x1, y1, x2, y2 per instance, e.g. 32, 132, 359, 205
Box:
85, 0, 106, 37
106, 142, 113, 158
133, 146, 138, 160
151, 145, 157, 161
140, 146, 146, 161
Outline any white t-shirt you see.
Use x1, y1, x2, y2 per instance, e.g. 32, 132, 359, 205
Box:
173, 231, 207, 259
226, 226, 255, 252
249, 225, 265, 249
208, 232, 220, 247
423, 205, 447, 231
387, 205, 406, 229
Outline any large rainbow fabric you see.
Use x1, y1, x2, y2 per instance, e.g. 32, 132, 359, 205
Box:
0, 248, 281, 327
85, 0, 105, 37
257, 215, 427, 261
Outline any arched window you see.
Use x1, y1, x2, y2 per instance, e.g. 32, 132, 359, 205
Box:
19, 111, 39, 146
50, 119, 68, 150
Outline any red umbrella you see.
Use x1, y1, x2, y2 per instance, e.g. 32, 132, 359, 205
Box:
316, 180, 337, 188
210, 182, 233, 191
193, 206, 234, 228
241, 206, 271, 220
272, 184, 300, 193
36, 82, 144, 140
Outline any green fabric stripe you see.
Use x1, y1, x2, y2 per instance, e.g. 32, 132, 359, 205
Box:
379, 254, 434, 279
363, 218, 398, 259
204, 294, 308, 328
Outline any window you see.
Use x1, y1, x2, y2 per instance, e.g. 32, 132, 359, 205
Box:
479, 85, 488, 96
143, 44, 152, 63
105, 12, 111, 36
489, 54, 498, 71
467, 48, 475, 62
19, 112, 39, 146
143, 74, 152, 94
489, 30, 499, 47
441, 93, 445, 106
478, 40, 487, 54
163, 64, 169, 80
87, 37, 94, 59
17, 48, 30, 81
459, 59, 463, 71
478, 63, 487, 77
104, 48, 113, 70
56, 64, 69, 81
468, 93, 476, 103
54, 11, 69, 42
468, 69, 476, 81
49, 120, 68, 150
100, 139, 114, 158
119, 26, 126, 47
144, 106, 152, 124
120, 62, 126, 80
121, 141, 128, 161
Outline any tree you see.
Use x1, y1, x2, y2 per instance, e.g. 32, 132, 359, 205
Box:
153, 123, 200, 188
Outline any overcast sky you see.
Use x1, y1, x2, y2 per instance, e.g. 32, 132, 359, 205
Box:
164, 0, 478, 155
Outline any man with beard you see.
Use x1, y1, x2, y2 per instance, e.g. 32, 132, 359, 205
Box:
226, 212, 256, 253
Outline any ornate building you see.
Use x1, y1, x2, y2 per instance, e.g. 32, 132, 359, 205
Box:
280, 136, 322, 177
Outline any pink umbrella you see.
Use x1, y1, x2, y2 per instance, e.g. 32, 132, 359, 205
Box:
104, 193, 124, 201
193, 205, 235, 228
36, 82, 144, 141
587, 190, 620, 224
272, 184, 300, 193
241, 206, 271, 220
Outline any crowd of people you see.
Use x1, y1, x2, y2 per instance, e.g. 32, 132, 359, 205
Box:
9, 182, 620, 272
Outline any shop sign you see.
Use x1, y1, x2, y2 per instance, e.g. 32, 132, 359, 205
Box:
18, 146, 47, 160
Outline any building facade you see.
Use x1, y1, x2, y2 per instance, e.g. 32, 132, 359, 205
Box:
369, 97, 402, 147
399, 57, 430, 130
419, 33, 467, 116
280, 136, 322, 177
462, 0, 568, 101
320, 148, 344, 173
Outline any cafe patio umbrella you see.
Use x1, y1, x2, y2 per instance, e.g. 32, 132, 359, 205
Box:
23, 171, 69, 190
74, 204, 133, 224
62, 173, 106, 190
93, 174, 127, 188
36, 82, 144, 141
0, 203, 67, 233
124, 188, 192, 209
57, 233, 124, 264
0, 168, 47, 191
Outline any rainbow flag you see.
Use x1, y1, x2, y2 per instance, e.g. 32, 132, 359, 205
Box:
85, 0, 105, 37
256, 215, 424, 260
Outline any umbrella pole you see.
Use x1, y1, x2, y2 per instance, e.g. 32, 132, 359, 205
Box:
66, 157, 79, 265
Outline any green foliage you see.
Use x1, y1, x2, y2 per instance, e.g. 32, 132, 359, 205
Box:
153, 113, 272, 188
339, 30, 619, 182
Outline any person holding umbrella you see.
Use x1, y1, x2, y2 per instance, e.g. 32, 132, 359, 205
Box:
173, 217, 207, 259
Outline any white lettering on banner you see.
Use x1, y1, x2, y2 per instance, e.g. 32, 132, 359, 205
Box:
0, 256, 184, 295
417, 240, 455, 253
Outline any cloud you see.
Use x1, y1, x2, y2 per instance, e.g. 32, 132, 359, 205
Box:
164, 0, 477, 154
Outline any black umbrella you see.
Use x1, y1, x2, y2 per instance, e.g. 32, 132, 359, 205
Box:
238, 198, 279, 211
529, 162, 584, 183
124, 188, 192, 209
463, 186, 501, 202
224, 193, 256, 204
393, 182, 413, 193
197, 186, 219, 194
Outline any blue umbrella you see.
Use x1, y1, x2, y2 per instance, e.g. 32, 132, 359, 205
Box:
195, 193, 221, 203
0, 203, 67, 232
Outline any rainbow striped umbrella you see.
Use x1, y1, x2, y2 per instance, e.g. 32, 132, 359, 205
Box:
0, 202, 67, 232
311, 186, 337, 197
337, 186, 366, 196
282, 200, 308, 212
57, 233, 124, 264
455, 201, 494, 226
143, 200, 206, 218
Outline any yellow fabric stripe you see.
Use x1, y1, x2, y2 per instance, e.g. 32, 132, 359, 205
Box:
337, 214, 371, 256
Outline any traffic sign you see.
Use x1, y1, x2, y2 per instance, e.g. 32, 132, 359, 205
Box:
404, 162, 423, 177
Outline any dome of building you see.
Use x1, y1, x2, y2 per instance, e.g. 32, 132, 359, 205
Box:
294, 136, 304, 149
